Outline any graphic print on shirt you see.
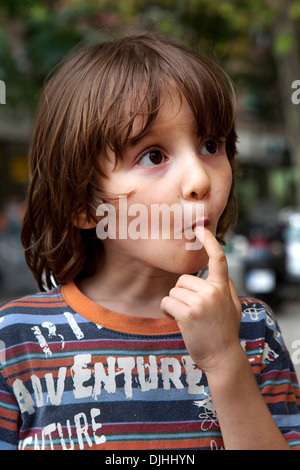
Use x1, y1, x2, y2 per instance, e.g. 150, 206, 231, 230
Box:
13, 313, 216, 450
193, 393, 219, 431
242, 298, 283, 366
1, 289, 300, 450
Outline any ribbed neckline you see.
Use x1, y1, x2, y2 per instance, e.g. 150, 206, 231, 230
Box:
61, 282, 181, 336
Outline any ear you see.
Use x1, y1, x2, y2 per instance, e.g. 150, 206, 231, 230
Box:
73, 208, 97, 229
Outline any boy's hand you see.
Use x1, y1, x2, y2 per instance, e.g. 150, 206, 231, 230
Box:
160, 227, 242, 373
161, 228, 291, 450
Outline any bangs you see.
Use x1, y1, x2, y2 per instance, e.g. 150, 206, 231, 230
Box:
92, 34, 236, 166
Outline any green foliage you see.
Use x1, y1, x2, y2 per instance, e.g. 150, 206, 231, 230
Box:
289, 1, 300, 20
0, 1, 113, 107
274, 31, 295, 55
0, 0, 299, 116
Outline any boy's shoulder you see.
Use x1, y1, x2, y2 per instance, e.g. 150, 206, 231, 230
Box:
0, 286, 65, 320
239, 296, 275, 321
239, 296, 286, 359
0, 287, 73, 352
239, 296, 279, 333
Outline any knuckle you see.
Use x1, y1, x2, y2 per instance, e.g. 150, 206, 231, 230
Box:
177, 274, 191, 286
215, 250, 227, 264
185, 306, 197, 321
160, 296, 171, 310
186, 300, 203, 320
169, 287, 178, 297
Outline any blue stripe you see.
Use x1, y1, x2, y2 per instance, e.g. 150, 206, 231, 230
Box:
18, 386, 210, 407
273, 414, 300, 428
0, 440, 16, 450
0, 312, 88, 327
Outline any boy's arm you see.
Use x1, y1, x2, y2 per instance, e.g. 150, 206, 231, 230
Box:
205, 345, 290, 449
161, 227, 291, 450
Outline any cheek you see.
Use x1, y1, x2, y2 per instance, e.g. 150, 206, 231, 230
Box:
223, 170, 233, 199
214, 163, 233, 213
223, 160, 233, 190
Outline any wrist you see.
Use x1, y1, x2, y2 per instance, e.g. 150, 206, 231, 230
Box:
202, 343, 290, 450
204, 343, 251, 386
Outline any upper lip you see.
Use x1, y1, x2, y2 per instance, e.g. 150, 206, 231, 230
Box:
191, 218, 209, 230
182, 217, 209, 233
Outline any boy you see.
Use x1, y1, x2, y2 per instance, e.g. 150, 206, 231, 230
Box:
0, 32, 299, 450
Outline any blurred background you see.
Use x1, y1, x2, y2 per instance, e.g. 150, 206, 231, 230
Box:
0, 0, 300, 372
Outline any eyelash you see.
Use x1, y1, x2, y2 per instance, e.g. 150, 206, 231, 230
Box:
200, 138, 226, 156
136, 138, 226, 167
137, 148, 167, 167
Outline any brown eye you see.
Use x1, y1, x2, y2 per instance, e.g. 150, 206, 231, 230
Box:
200, 140, 219, 156
138, 150, 165, 166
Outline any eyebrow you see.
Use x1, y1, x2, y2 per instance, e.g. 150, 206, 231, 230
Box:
121, 112, 164, 151
126, 128, 158, 149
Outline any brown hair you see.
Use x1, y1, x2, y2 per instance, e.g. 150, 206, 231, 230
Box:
21, 31, 238, 291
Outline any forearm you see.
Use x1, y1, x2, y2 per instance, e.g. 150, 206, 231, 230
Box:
205, 347, 291, 450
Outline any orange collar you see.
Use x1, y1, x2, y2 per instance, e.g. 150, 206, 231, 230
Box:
61, 282, 180, 336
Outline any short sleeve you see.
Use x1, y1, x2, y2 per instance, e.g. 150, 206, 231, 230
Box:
258, 303, 300, 449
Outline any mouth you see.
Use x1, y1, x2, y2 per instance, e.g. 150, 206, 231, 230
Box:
169, 218, 209, 240
165, 202, 211, 240
191, 218, 210, 231
180, 217, 210, 241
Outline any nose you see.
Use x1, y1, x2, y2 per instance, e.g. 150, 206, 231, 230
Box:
181, 154, 211, 201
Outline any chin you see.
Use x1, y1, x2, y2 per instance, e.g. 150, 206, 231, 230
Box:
161, 250, 209, 276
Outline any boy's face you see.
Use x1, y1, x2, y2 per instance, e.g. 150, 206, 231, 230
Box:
97, 91, 233, 275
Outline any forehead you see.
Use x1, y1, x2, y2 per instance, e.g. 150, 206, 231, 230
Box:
128, 89, 196, 143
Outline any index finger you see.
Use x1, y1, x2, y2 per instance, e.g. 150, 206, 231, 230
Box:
195, 226, 228, 283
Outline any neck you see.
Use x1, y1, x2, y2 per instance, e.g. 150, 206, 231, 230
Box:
77, 252, 180, 318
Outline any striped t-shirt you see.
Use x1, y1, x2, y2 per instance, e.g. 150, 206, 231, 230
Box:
0, 281, 300, 450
